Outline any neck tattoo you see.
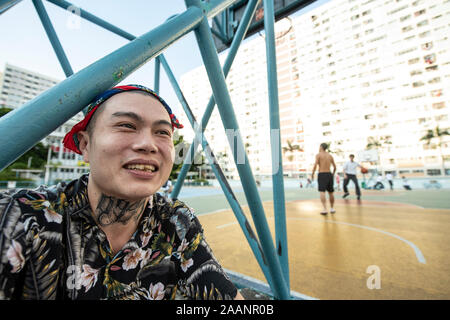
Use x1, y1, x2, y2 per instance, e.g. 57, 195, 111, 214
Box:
94, 194, 148, 227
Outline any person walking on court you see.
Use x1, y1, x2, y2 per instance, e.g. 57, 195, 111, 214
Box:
386, 172, 394, 190
311, 143, 337, 215
342, 154, 362, 200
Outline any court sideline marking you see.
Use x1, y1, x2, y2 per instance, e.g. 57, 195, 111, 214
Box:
216, 217, 426, 264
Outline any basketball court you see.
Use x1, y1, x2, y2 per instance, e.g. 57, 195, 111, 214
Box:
195, 191, 450, 299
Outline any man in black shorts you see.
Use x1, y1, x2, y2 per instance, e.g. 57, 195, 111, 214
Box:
311, 143, 337, 215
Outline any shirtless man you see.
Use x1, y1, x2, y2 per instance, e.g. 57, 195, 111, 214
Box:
311, 143, 337, 215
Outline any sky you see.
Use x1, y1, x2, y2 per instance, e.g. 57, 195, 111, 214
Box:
0, 0, 330, 114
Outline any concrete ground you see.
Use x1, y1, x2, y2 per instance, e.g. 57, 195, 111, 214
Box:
177, 187, 450, 299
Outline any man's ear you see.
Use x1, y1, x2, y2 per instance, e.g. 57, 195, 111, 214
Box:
77, 131, 90, 163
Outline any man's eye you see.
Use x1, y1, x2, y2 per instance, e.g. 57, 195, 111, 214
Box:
118, 123, 136, 129
157, 130, 171, 136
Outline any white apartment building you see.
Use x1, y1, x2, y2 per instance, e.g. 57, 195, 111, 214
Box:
0, 63, 59, 109
181, 0, 450, 179
0, 63, 87, 183
180, 35, 274, 180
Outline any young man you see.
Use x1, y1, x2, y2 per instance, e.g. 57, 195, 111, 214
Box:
342, 154, 362, 200
311, 143, 337, 215
0, 84, 243, 300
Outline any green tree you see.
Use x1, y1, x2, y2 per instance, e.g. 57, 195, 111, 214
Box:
366, 135, 392, 150
169, 133, 205, 181
420, 126, 450, 175
0, 107, 13, 117
0, 107, 50, 180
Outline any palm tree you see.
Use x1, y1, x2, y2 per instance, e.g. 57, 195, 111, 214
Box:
420, 126, 450, 175
282, 140, 303, 161
366, 136, 392, 150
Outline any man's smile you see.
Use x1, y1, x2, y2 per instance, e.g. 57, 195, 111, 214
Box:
122, 159, 160, 173
124, 164, 157, 172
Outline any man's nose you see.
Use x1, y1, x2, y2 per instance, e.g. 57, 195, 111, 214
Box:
132, 131, 158, 153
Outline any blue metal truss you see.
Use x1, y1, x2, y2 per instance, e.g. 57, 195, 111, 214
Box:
0, 0, 309, 300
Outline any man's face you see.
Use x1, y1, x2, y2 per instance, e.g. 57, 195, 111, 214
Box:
349, 155, 354, 161
78, 92, 175, 201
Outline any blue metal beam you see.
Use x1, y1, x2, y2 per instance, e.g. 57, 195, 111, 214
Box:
263, 0, 289, 291
32, 0, 74, 77
0, 0, 238, 170
158, 53, 274, 290
185, 0, 290, 300
171, 0, 260, 200
0, 0, 22, 14
45, 0, 135, 41
153, 57, 161, 94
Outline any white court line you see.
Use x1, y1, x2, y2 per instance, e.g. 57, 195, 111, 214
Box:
216, 217, 426, 264
217, 221, 239, 229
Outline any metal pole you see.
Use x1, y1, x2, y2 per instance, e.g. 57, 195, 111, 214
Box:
185, 0, 290, 300
32, 0, 74, 77
46, 0, 136, 41
172, 0, 260, 199
45, 0, 239, 36
159, 53, 275, 288
0, 0, 22, 14
154, 57, 161, 94
263, 0, 290, 290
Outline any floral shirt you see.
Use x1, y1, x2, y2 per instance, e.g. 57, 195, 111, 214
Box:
0, 174, 237, 300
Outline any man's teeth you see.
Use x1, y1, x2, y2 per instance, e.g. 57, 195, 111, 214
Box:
125, 164, 156, 172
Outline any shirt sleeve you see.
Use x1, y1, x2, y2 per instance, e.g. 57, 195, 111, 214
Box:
171, 203, 238, 300
0, 192, 31, 299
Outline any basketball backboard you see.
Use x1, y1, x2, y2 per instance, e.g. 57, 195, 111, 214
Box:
211, 0, 318, 52
358, 149, 379, 162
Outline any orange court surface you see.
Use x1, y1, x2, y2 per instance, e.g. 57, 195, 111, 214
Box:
196, 192, 450, 300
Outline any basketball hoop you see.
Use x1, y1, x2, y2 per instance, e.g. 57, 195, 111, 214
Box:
258, 17, 293, 40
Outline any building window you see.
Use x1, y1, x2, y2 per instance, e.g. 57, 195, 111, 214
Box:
414, 9, 426, 17
424, 53, 436, 64
402, 25, 413, 32
430, 90, 443, 97
400, 14, 411, 22
417, 20, 429, 27
397, 47, 417, 55
425, 65, 438, 71
428, 77, 441, 84
422, 42, 433, 50
427, 169, 441, 176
